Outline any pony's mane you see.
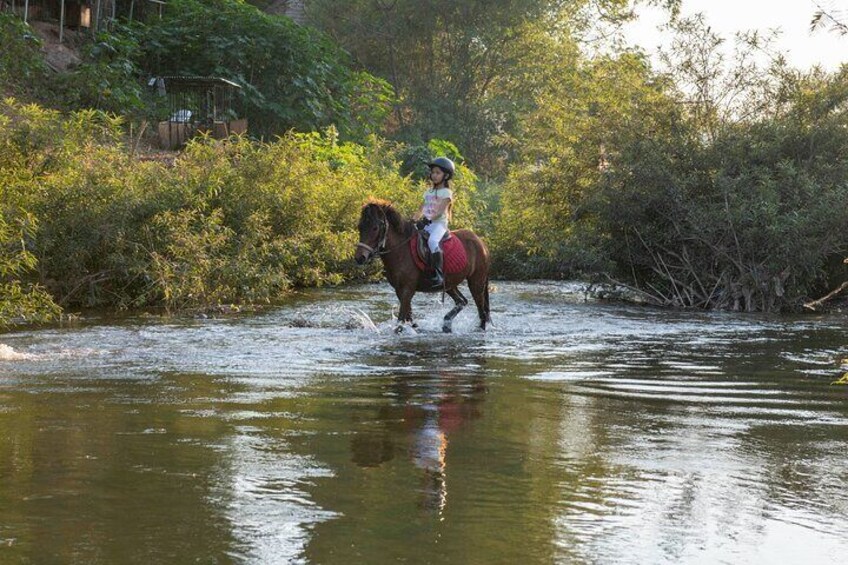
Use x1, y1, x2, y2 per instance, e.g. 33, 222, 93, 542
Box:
362, 199, 414, 236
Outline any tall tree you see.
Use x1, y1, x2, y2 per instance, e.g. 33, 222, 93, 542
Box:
304, 0, 667, 171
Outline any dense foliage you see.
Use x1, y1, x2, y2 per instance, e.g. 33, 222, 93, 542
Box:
304, 0, 679, 171
0, 13, 52, 99
494, 19, 848, 311
0, 97, 480, 326
3, 1, 394, 141
0, 12, 149, 115
588, 73, 848, 311
135, 0, 394, 140
3, 2, 847, 319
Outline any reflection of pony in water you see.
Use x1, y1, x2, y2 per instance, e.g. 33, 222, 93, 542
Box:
354, 200, 491, 333
348, 369, 487, 514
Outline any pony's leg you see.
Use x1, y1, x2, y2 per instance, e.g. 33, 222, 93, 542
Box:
468, 275, 490, 330
395, 286, 415, 333
442, 287, 468, 333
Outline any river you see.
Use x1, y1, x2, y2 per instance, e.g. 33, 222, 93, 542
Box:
1, 281, 847, 564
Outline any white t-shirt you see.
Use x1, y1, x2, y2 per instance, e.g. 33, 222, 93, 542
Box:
423, 188, 453, 223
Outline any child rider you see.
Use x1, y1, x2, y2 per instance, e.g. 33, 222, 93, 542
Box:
414, 157, 455, 287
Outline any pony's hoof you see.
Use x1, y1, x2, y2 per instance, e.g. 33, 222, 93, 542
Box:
412, 323, 419, 329
394, 325, 404, 334
442, 325, 452, 334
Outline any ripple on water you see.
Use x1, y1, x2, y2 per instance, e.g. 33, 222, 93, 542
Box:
222, 432, 337, 563
1, 281, 848, 564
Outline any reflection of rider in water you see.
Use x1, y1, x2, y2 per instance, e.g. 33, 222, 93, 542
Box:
411, 405, 448, 514
409, 372, 486, 515
348, 369, 486, 516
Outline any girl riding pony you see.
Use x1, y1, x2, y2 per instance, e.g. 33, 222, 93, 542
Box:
413, 157, 455, 286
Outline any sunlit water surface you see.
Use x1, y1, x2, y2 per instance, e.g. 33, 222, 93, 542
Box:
1, 282, 847, 564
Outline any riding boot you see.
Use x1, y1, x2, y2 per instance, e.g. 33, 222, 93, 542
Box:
429, 251, 444, 287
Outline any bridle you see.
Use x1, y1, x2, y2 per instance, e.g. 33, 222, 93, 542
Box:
356, 209, 389, 264
356, 206, 417, 264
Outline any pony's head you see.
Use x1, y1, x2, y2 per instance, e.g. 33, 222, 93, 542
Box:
355, 201, 388, 265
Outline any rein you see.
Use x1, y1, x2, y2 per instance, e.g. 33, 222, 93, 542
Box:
378, 232, 415, 256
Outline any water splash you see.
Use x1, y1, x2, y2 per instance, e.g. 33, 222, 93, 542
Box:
348, 308, 379, 332
0, 344, 35, 361
0, 344, 101, 362
288, 305, 380, 332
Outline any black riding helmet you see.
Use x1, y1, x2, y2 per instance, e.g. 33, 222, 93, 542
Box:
427, 157, 456, 181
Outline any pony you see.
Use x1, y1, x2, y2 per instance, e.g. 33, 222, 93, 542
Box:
354, 200, 491, 333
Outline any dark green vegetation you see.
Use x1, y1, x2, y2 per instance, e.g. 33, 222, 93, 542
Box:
1, 1, 847, 326
137, 0, 394, 139
306, 0, 653, 171
2, 1, 393, 138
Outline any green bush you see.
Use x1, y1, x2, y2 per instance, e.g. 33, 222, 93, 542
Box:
58, 27, 147, 116
0, 98, 482, 317
0, 14, 51, 100
2, 2, 393, 140
493, 56, 848, 312
0, 211, 61, 328
134, 0, 395, 140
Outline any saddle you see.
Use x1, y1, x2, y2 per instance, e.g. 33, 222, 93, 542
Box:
410, 231, 468, 274
416, 230, 451, 262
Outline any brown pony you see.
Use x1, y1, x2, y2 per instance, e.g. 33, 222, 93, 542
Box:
354, 200, 491, 333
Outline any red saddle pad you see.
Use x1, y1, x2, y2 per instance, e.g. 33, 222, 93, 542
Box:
410, 232, 468, 274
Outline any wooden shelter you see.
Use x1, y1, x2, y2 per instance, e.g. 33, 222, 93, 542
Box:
154, 76, 247, 150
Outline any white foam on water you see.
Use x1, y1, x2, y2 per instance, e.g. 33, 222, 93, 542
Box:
0, 344, 35, 361
0, 344, 102, 362
288, 304, 383, 332
530, 370, 614, 382
349, 308, 379, 332
53, 347, 101, 359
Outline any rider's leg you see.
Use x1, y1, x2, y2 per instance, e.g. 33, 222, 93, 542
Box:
424, 222, 447, 285
424, 222, 447, 254
430, 250, 444, 285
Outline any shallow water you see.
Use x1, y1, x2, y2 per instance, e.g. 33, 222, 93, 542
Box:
1, 281, 847, 564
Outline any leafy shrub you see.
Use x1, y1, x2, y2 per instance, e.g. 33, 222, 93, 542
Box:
0, 212, 61, 328
0, 97, 481, 316
494, 54, 848, 311
134, 0, 395, 140
58, 27, 147, 116
0, 14, 51, 99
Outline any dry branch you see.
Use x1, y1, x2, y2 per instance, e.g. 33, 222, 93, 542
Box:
803, 281, 848, 311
